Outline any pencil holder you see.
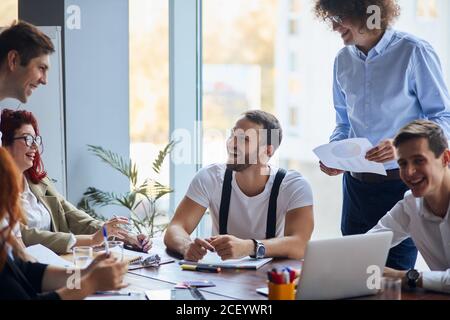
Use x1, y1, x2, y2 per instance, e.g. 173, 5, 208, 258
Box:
268, 282, 295, 300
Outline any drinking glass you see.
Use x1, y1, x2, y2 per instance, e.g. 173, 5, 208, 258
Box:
73, 246, 93, 269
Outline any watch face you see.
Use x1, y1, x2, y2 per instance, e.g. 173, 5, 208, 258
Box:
407, 269, 420, 280
257, 244, 265, 257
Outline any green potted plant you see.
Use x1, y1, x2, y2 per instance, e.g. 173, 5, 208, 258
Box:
77, 141, 175, 238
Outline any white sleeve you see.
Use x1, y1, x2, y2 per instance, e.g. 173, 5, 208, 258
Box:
283, 172, 314, 212
66, 234, 77, 252
185, 166, 215, 209
368, 200, 411, 247
422, 270, 450, 294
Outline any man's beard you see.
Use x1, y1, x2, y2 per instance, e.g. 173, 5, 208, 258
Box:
226, 163, 251, 172
226, 153, 252, 172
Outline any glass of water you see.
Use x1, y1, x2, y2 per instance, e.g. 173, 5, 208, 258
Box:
73, 246, 93, 269
378, 277, 402, 300
107, 241, 124, 261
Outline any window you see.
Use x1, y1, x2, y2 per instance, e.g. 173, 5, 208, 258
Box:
289, 0, 301, 14
288, 19, 298, 35
202, 0, 343, 240
129, 0, 170, 215
289, 106, 298, 127
0, 0, 17, 26
416, 0, 438, 19
289, 51, 298, 72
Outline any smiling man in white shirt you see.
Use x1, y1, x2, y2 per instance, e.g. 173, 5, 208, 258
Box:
164, 110, 314, 261
369, 120, 450, 294
0, 21, 54, 147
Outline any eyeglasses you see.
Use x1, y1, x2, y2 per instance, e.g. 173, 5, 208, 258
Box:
12, 134, 42, 147
326, 15, 345, 25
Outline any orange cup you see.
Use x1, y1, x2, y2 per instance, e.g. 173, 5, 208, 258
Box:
268, 282, 295, 300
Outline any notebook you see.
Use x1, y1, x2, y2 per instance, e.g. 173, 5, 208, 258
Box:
145, 288, 205, 300
180, 251, 272, 270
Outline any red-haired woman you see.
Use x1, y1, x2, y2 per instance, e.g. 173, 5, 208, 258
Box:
0, 147, 129, 299
0, 109, 151, 254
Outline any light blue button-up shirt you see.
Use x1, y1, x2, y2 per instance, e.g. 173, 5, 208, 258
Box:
330, 29, 450, 169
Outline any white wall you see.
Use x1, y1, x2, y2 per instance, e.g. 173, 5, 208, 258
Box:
19, 0, 130, 217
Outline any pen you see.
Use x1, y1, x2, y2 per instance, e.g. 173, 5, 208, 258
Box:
94, 291, 137, 296
180, 264, 221, 273
124, 243, 145, 253
102, 226, 109, 254
180, 261, 237, 269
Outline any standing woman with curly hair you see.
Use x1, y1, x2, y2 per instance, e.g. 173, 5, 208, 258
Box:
315, 0, 450, 270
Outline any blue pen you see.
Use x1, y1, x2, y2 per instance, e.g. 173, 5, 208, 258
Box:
102, 226, 109, 254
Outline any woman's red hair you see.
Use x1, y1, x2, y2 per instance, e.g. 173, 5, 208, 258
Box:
0, 109, 47, 184
0, 148, 26, 270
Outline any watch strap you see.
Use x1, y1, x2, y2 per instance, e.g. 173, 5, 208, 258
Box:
250, 239, 258, 258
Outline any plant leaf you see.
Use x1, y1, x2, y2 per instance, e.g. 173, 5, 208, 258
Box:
82, 187, 120, 207
87, 145, 138, 186
152, 140, 175, 174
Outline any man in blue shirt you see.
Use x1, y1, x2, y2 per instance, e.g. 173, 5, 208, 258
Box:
315, 0, 450, 269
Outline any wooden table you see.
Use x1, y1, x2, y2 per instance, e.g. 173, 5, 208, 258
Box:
125, 239, 450, 300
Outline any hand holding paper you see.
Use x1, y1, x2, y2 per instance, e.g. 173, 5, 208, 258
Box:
365, 139, 396, 163
314, 138, 387, 176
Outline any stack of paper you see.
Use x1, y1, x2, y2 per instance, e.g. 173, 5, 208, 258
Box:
180, 251, 272, 270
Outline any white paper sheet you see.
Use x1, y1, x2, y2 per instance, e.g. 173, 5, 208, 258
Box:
313, 138, 387, 176
181, 251, 272, 269
25, 244, 74, 268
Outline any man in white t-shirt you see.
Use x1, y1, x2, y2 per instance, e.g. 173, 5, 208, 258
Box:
0, 21, 54, 146
369, 120, 450, 294
164, 110, 314, 261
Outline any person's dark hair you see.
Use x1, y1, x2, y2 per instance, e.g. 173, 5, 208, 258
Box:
243, 110, 283, 149
394, 120, 449, 158
0, 20, 55, 67
314, 0, 401, 32
1, 109, 47, 183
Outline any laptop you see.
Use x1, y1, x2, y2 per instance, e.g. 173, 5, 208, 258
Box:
295, 232, 393, 300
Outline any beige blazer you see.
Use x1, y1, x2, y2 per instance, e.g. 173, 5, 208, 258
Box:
20, 177, 103, 254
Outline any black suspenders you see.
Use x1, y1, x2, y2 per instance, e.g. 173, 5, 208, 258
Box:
218, 169, 233, 236
219, 168, 287, 239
